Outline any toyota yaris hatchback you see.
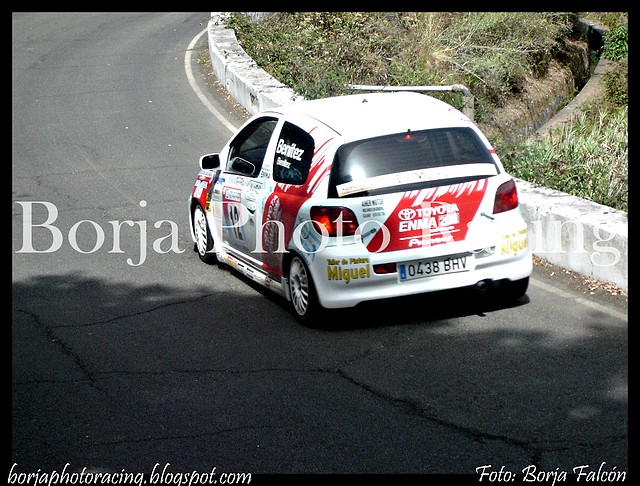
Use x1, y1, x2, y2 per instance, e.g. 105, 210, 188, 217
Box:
189, 92, 532, 321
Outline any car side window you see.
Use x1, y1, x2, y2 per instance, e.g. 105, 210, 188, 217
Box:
226, 117, 278, 177
273, 121, 314, 185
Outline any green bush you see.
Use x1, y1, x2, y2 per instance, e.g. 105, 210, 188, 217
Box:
500, 106, 628, 211
224, 12, 628, 212
226, 12, 575, 103
603, 58, 628, 106
602, 25, 628, 61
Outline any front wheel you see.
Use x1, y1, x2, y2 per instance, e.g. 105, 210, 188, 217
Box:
192, 204, 217, 265
287, 255, 321, 323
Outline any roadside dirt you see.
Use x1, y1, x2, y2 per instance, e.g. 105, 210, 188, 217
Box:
198, 57, 252, 121
532, 256, 627, 306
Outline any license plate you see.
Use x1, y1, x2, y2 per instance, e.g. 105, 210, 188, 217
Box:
398, 253, 472, 281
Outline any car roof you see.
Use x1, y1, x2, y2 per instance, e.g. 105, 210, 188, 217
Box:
273, 91, 472, 140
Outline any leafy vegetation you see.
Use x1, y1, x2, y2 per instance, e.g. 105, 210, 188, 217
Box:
500, 13, 628, 212
601, 25, 628, 61
225, 12, 575, 109
500, 106, 628, 211
224, 12, 628, 212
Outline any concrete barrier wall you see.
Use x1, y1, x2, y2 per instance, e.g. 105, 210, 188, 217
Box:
205, 13, 628, 292
207, 15, 304, 114
517, 180, 627, 289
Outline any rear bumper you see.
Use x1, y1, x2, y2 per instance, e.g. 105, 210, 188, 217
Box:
307, 244, 532, 309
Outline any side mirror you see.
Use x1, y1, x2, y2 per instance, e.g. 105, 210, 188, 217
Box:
230, 157, 256, 176
199, 153, 221, 170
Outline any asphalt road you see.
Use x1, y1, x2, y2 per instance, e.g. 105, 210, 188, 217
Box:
12, 12, 628, 480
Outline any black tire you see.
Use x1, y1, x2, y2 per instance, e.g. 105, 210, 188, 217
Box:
192, 204, 217, 265
287, 254, 322, 323
500, 277, 529, 302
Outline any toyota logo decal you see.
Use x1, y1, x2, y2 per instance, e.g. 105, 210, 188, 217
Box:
398, 208, 416, 220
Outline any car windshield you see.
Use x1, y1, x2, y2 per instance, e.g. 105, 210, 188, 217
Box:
328, 127, 498, 197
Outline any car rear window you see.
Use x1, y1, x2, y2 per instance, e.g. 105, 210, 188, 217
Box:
328, 127, 499, 198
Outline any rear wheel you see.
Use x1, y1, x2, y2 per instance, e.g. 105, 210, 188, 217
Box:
192, 204, 217, 265
288, 255, 321, 322
500, 277, 529, 302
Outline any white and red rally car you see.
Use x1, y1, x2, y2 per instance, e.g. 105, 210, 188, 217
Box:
189, 91, 532, 322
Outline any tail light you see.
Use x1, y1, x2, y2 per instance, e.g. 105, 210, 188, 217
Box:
310, 206, 359, 237
493, 179, 519, 214
373, 263, 397, 274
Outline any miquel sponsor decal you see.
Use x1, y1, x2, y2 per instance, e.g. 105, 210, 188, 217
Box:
326, 257, 371, 284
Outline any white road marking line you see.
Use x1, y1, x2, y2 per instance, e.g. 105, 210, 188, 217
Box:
530, 276, 627, 322
185, 27, 237, 134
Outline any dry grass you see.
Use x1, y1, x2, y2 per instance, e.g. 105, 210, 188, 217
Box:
224, 12, 628, 211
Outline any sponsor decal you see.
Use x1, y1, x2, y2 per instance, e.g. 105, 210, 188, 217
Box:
222, 187, 242, 203
193, 179, 208, 199
275, 130, 333, 196
222, 186, 248, 244
295, 217, 323, 261
225, 254, 239, 270
361, 198, 385, 218
244, 180, 263, 207
501, 228, 528, 255
326, 257, 371, 285
397, 203, 460, 233
276, 138, 305, 161
366, 181, 488, 252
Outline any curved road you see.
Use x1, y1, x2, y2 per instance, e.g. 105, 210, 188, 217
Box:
12, 13, 628, 478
